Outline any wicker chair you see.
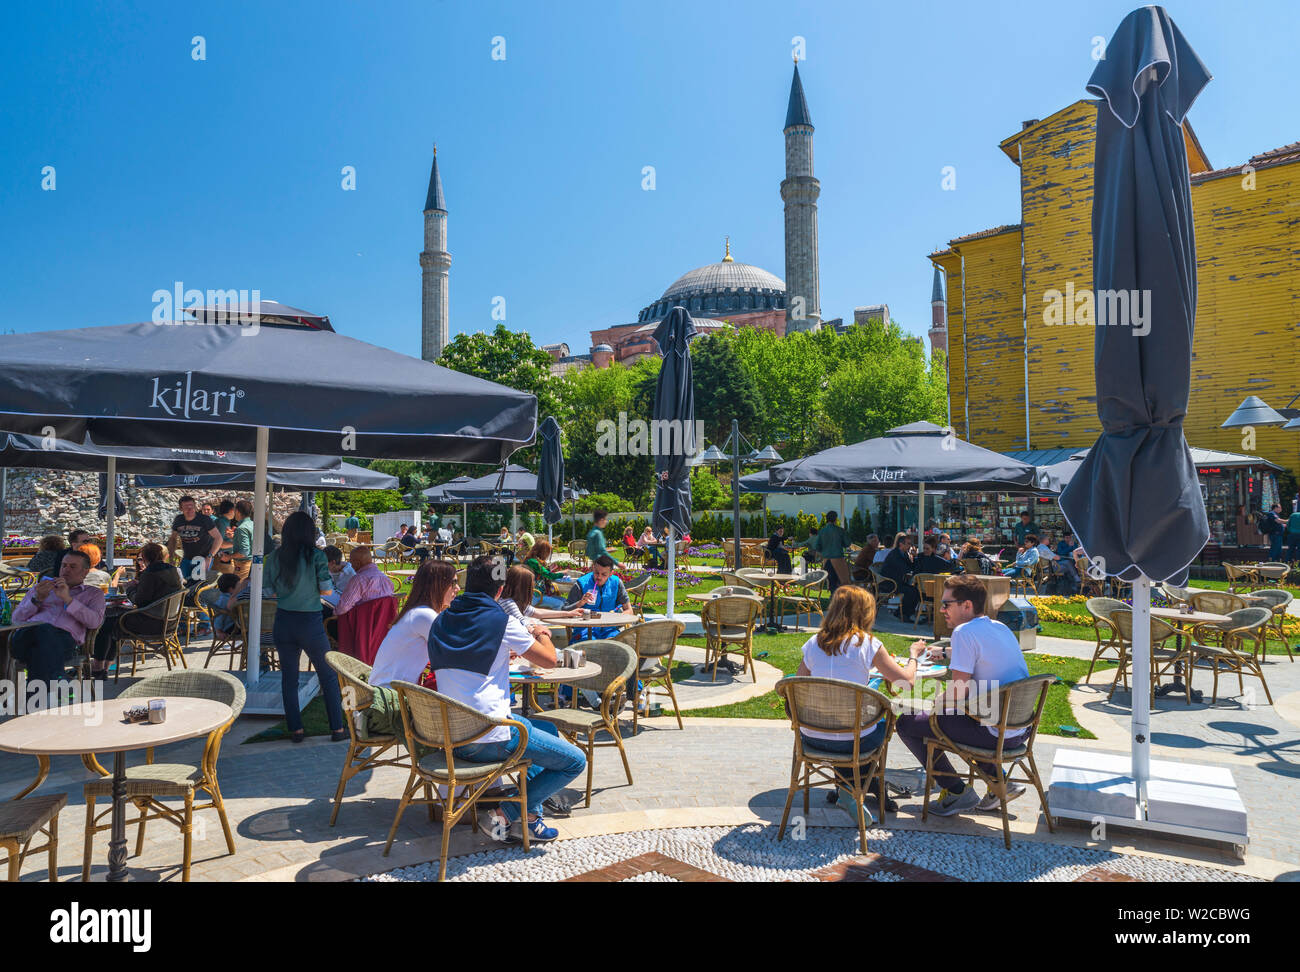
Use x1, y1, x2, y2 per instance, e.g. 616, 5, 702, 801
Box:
701, 595, 761, 683
721, 541, 738, 570
1107, 609, 1187, 703
869, 567, 899, 610
921, 673, 1056, 849
1083, 597, 1127, 683
1249, 588, 1295, 662
384, 681, 533, 879
1159, 583, 1192, 604
735, 567, 770, 584
1187, 607, 1274, 705
566, 540, 589, 569
531, 639, 637, 807
616, 619, 686, 731
1077, 556, 1105, 598
1, 787, 68, 882
115, 589, 189, 681
1188, 590, 1248, 621
1252, 563, 1290, 589
776, 676, 895, 854
623, 574, 652, 616
777, 570, 827, 630
325, 652, 410, 826
959, 557, 984, 578
81, 669, 245, 882
223, 597, 280, 672
911, 573, 944, 631
1223, 562, 1257, 594
179, 578, 219, 651
718, 571, 755, 591
673, 538, 692, 570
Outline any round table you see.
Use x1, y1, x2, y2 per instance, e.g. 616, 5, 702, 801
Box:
510, 660, 603, 716
738, 573, 800, 630
546, 612, 641, 631
0, 696, 233, 882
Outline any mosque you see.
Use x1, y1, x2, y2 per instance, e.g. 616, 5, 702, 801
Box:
419, 63, 934, 372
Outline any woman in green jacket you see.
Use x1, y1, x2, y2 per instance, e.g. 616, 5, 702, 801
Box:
522, 539, 569, 609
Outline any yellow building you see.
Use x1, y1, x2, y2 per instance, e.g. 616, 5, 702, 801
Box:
930, 101, 1300, 485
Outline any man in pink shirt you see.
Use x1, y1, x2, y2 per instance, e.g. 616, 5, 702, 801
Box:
335, 546, 393, 617
10, 549, 106, 686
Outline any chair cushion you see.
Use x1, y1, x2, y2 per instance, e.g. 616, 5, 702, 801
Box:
800, 740, 884, 762
936, 741, 1029, 759
0, 794, 69, 841
531, 709, 608, 733
416, 751, 519, 782
84, 763, 203, 797
639, 662, 668, 679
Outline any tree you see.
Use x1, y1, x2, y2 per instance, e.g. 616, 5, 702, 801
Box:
559, 357, 661, 507
824, 321, 948, 442
689, 330, 764, 446
438, 324, 563, 419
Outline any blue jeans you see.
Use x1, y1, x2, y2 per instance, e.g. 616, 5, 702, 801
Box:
454, 717, 586, 821
273, 609, 344, 733
1270, 533, 1284, 561
538, 595, 565, 610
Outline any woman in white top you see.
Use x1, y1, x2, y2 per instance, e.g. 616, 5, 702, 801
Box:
368, 560, 459, 689
795, 586, 924, 820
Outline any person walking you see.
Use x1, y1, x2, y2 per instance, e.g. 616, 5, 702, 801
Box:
1261, 503, 1286, 561
240, 511, 346, 744
1288, 503, 1300, 564
819, 511, 850, 592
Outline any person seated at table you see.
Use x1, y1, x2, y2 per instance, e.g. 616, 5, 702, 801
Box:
801, 528, 820, 571
44, 528, 91, 579
334, 545, 391, 617
1001, 536, 1040, 579
879, 533, 920, 619
765, 526, 793, 574
400, 524, 431, 562
393, 523, 409, 541
872, 533, 893, 566
436, 522, 454, 550
497, 526, 513, 546
796, 586, 923, 822
9, 549, 105, 694
639, 526, 664, 569
200, 572, 241, 635
895, 575, 1030, 815
521, 539, 567, 609
211, 499, 236, 574
622, 524, 638, 557
432, 555, 586, 843
562, 555, 630, 642
498, 566, 583, 637
24, 535, 67, 577
365, 560, 460, 735
91, 542, 183, 677
937, 534, 959, 563
912, 537, 956, 577
851, 534, 880, 583
321, 545, 356, 609
1052, 532, 1081, 594
514, 529, 535, 562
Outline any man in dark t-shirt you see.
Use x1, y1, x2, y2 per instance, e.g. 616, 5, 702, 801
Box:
168, 494, 222, 585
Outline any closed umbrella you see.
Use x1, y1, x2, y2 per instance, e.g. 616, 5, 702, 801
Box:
537, 417, 566, 543
1058, 6, 1210, 813
650, 307, 698, 619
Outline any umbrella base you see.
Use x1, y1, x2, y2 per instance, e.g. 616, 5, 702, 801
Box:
1048, 749, 1247, 851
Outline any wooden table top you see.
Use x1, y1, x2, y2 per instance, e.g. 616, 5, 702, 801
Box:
509, 660, 602, 684
547, 612, 640, 628
743, 573, 800, 587
0, 697, 233, 756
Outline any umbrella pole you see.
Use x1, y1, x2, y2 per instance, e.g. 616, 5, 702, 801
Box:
512, 500, 517, 536
248, 427, 268, 689
105, 457, 117, 570
1132, 574, 1152, 811
0, 468, 7, 549
918, 482, 925, 537
665, 524, 675, 620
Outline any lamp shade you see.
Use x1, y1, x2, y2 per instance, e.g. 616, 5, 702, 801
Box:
698, 445, 728, 464
1221, 395, 1287, 429
753, 445, 783, 464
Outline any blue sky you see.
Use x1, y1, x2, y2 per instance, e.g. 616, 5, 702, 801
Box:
1, 0, 1295, 354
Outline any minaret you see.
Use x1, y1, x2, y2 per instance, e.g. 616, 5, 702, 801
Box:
928, 265, 947, 359
420, 145, 451, 361
781, 58, 821, 332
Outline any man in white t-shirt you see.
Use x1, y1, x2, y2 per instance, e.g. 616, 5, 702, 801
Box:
895, 574, 1030, 816
430, 556, 586, 844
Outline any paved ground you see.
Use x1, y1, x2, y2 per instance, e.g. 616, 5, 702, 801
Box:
3, 608, 1298, 882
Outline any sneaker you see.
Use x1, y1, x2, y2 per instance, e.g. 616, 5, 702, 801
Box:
929, 786, 980, 816
513, 815, 559, 843
834, 786, 876, 827
486, 809, 515, 842
542, 794, 572, 817
976, 783, 1026, 812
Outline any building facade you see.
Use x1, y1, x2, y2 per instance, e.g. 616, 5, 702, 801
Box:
929, 100, 1300, 478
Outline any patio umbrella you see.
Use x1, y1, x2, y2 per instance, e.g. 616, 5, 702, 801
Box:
650, 307, 699, 619
134, 461, 399, 492
0, 320, 537, 692
768, 421, 1041, 534
1057, 6, 1210, 809
1034, 452, 1088, 494
537, 417, 566, 542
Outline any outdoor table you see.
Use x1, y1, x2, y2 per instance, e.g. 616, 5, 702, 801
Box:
510, 660, 602, 716
1147, 607, 1230, 700
0, 696, 232, 882
738, 573, 799, 631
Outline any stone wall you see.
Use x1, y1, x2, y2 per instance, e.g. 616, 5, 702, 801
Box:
1, 469, 307, 545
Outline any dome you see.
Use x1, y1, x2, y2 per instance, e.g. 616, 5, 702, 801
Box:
638, 242, 787, 323
661, 261, 785, 300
